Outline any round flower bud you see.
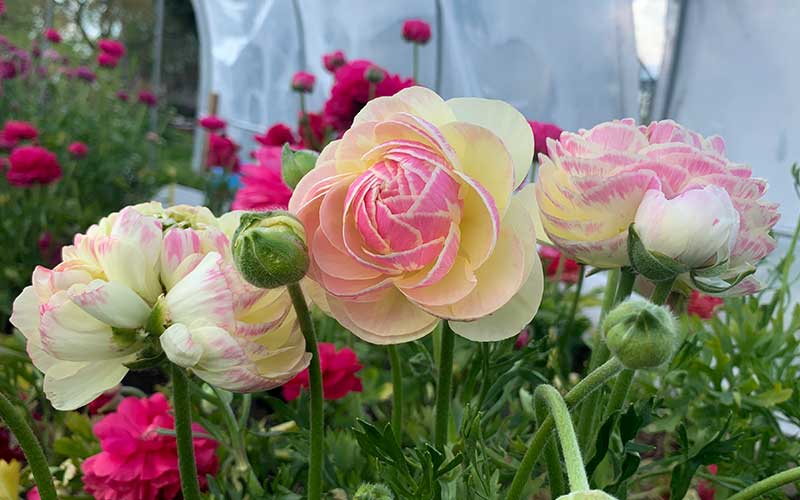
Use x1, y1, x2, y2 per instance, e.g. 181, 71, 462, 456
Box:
364, 65, 385, 84
353, 483, 394, 500
603, 299, 678, 370
557, 490, 618, 500
232, 211, 309, 289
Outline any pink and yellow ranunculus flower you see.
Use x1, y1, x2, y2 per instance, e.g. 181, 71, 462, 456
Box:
10, 203, 309, 410
290, 86, 544, 344
536, 119, 779, 295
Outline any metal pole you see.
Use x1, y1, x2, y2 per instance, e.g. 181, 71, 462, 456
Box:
149, 0, 165, 169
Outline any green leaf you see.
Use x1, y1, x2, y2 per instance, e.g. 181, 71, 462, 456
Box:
281, 144, 318, 189
627, 225, 688, 282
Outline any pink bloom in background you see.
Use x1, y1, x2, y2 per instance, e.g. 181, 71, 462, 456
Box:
81, 394, 218, 500
232, 145, 292, 210
206, 133, 240, 171
528, 120, 562, 157
538, 246, 580, 283
323, 50, 346, 73
1, 60, 16, 80
27, 487, 40, 500
96, 52, 119, 68
138, 90, 157, 107
283, 343, 363, 401
687, 290, 724, 319
0, 427, 24, 462
67, 141, 88, 159
44, 28, 61, 44
323, 59, 414, 132
199, 115, 226, 131
6, 146, 61, 186
514, 329, 531, 350
254, 123, 298, 147
86, 387, 121, 415
291, 71, 316, 93
0, 0, 5, 16
116, 90, 129, 101
402, 19, 432, 44
75, 66, 96, 82
297, 111, 330, 150
1, 120, 38, 145
536, 119, 779, 296
98, 39, 126, 58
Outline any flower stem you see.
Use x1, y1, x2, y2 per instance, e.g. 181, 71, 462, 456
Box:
170, 364, 203, 500
728, 466, 800, 500
434, 322, 455, 450
287, 282, 323, 500
535, 385, 590, 491
0, 391, 57, 500
388, 345, 404, 442
535, 394, 567, 497
412, 43, 419, 82
505, 357, 624, 500
559, 265, 586, 377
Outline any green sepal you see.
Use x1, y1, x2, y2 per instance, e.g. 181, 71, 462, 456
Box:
124, 345, 166, 371
689, 266, 755, 294
627, 224, 688, 282
281, 144, 318, 189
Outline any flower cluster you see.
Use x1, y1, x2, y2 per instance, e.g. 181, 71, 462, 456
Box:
96, 39, 126, 69
81, 393, 219, 500
10, 203, 310, 410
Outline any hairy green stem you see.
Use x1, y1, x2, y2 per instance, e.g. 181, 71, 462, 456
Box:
536, 394, 567, 497
171, 365, 203, 500
728, 466, 800, 500
287, 282, 324, 500
434, 322, 455, 449
388, 345, 404, 442
559, 265, 586, 377
535, 385, 590, 491
505, 357, 624, 500
0, 391, 57, 500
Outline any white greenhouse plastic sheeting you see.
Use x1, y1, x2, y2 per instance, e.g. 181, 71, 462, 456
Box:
190, 0, 640, 166
654, 0, 800, 235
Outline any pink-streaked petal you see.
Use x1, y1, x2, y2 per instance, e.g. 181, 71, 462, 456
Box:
354, 86, 457, 128
399, 255, 477, 307
160, 228, 202, 288
67, 280, 151, 329
312, 228, 383, 280
165, 252, 235, 330
395, 224, 461, 289
455, 171, 500, 269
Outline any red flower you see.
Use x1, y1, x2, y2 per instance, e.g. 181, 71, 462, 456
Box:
138, 90, 157, 107
539, 246, 580, 283
232, 145, 292, 210
6, 146, 62, 186
402, 19, 432, 44
254, 123, 298, 147
67, 141, 89, 159
96, 52, 119, 68
86, 387, 120, 415
1, 60, 16, 80
1, 120, 38, 146
206, 133, 239, 171
98, 39, 126, 58
514, 329, 530, 350
323, 50, 346, 73
198, 115, 226, 131
0, 427, 24, 462
291, 71, 316, 93
687, 290, 724, 319
116, 90, 129, 102
81, 394, 218, 500
44, 28, 61, 44
528, 120, 563, 157
323, 60, 414, 132
75, 66, 96, 82
283, 343, 363, 401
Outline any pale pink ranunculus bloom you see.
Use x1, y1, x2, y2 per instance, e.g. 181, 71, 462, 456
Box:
290, 86, 544, 344
535, 119, 779, 296
10, 203, 310, 410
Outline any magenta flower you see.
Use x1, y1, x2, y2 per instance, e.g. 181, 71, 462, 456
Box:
232, 145, 292, 210
6, 146, 62, 186
67, 141, 89, 159
44, 28, 61, 44
282, 343, 363, 401
98, 39, 126, 58
198, 115, 226, 131
528, 120, 562, 157
75, 66, 96, 82
402, 19, 432, 44
96, 52, 119, 68
291, 71, 316, 93
254, 123, 298, 147
206, 133, 239, 171
1, 120, 38, 147
81, 393, 218, 500
323, 50, 346, 73
137, 90, 157, 107
115, 90, 129, 102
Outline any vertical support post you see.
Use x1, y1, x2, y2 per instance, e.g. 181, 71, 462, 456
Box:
149, 0, 166, 170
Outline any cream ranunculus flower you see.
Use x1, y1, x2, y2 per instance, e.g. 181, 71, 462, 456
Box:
290, 86, 544, 344
10, 204, 309, 410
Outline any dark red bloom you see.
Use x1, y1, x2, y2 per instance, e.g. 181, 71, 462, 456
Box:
298, 111, 330, 150
6, 146, 62, 186
75, 66, 96, 82
254, 123, 298, 147
323, 60, 414, 132
206, 133, 239, 171
1, 60, 16, 79
291, 71, 316, 93
402, 19, 432, 44
0, 427, 24, 462
86, 387, 120, 415
528, 120, 563, 157
198, 115, 226, 131
687, 290, 724, 319
98, 39, 126, 58
138, 90, 157, 107
514, 329, 530, 350
67, 141, 89, 159
539, 245, 580, 283
44, 28, 61, 44
115, 90, 129, 102
96, 52, 119, 68
323, 50, 346, 73
282, 343, 363, 401
2, 121, 38, 144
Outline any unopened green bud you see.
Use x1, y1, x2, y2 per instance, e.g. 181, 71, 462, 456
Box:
603, 299, 678, 370
557, 490, 618, 500
231, 211, 309, 289
364, 65, 385, 84
354, 483, 394, 500
281, 144, 318, 189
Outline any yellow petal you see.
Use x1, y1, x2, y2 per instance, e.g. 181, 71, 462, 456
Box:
354, 86, 457, 128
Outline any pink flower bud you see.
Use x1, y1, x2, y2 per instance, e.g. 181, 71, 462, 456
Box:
291, 71, 315, 93
402, 19, 432, 44
68, 141, 89, 159
323, 50, 346, 73
44, 28, 61, 44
